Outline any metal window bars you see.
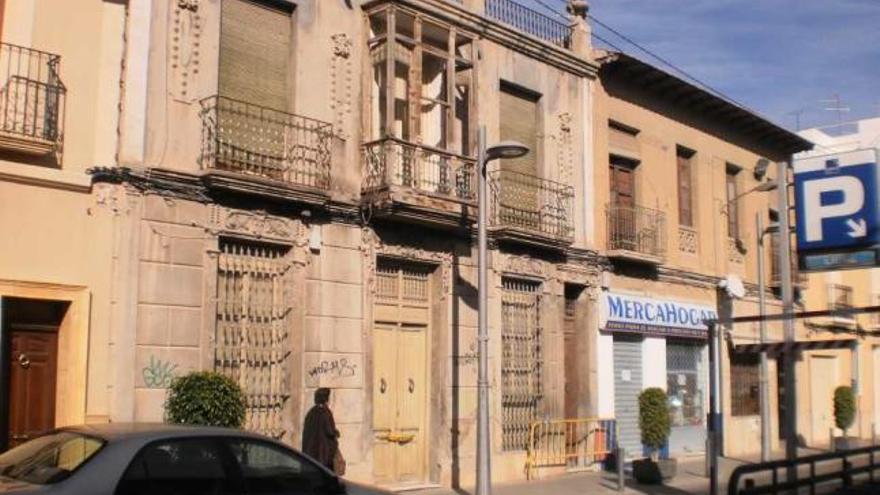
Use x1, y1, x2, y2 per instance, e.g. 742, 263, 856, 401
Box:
362, 137, 477, 202
0, 43, 66, 154
215, 241, 293, 439
200, 95, 333, 190
485, 0, 573, 48
489, 170, 575, 243
501, 278, 543, 451
606, 203, 667, 259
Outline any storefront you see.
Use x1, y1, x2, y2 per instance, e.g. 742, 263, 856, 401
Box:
599, 292, 717, 457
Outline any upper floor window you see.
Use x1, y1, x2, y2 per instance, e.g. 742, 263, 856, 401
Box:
368, 7, 475, 156
725, 164, 741, 239
499, 82, 540, 175
677, 146, 695, 228
828, 284, 854, 312
219, 0, 293, 110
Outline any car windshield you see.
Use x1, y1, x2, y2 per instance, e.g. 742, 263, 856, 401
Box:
0, 431, 104, 485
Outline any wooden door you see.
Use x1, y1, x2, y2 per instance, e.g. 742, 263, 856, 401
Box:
563, 296, 578, 420
372, 262, 430, 486
609, 162, 636, 250
9, 330, 58, 447
810, 355, 837, 445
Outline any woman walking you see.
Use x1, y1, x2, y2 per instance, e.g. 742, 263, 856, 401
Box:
302, 388, 344, 475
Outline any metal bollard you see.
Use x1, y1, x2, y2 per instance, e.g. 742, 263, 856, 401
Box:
831, 427, 836, 452
843, 459, 853, 487
617, 447, 625, 492
873, 422, 877, 446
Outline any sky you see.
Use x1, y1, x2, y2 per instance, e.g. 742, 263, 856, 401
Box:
521, 0, 880, 133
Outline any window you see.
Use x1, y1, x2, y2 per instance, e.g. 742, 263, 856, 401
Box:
677, 147, 695, 227
501, 278, 543, 451
226, 440, 329, 495
499, 83, 539, 175
828, 284, 854, 312
726, 165, 740, 239
666, 341, 705, 426
115, 439, 237, 495
368, 8, 474, 155
730, 353, 760, 416
219, 0, 292, 110
0, 432, 104, 485
216, 240, 293, 439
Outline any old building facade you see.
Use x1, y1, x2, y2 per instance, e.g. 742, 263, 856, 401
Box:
1, 0, 604, 488
2, 0, 878, 489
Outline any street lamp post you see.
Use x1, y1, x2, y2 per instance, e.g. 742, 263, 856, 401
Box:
778, 159, 798, 486
476, 126, 529, 495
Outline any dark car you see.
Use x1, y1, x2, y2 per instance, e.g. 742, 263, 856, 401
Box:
0, 423, 387, 495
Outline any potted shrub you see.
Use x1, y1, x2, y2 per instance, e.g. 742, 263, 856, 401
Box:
833, 385, 859, 450
632, 387, 676, 484
165, 371, 246, 428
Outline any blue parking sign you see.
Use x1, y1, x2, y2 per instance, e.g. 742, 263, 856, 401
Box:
794, 149, 880, 252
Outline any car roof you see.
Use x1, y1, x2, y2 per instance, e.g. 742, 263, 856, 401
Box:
59, 423, 272, 444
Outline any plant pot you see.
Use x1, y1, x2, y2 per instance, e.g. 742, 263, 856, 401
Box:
833, 436, 863, 451
632, 458, 677, 484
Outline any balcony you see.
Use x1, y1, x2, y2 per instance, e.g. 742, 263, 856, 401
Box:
362, 137, 477, 229
200, 96, 332, 202
485, 0, 573, 48
0, 43, 65, 157
606, 204, 667, 264
488, 170, 574, 248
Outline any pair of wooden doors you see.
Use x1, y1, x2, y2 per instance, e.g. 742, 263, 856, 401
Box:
371, 262, 430, 486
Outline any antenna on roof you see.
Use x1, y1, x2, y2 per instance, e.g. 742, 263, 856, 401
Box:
820, 93, 850, 129
786, 108, 808, 131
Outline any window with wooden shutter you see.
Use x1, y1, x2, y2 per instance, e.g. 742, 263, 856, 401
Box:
726, 166, 740, 239
677, 147, 695, 227
499, 83, 539, 176
219, 0, 291, 111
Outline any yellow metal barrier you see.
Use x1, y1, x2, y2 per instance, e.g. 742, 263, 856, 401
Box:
525, 418, 618, 480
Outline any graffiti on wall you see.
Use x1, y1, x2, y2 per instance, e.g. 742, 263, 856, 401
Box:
308, 358, 357, 379
143, 355, 179, 388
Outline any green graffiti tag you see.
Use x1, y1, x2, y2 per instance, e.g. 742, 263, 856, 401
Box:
143, 355, 179, 388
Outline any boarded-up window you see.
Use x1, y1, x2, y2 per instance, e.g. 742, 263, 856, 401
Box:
215, 240, 293, 439
726, 165, 740, 239
219, 0, 291, 110
501, 278, 542, 451
499, 83, 539, 175
677, 147, 695, 227
730, 353, 759, 416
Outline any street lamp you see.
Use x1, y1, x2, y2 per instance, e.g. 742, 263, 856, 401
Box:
476, 126, 529, 495
756, 216, 781, 463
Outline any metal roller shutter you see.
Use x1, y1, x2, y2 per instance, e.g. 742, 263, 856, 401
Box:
613, 334, 643, 458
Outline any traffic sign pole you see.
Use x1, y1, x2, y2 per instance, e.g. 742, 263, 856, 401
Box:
779, 159, 798, 487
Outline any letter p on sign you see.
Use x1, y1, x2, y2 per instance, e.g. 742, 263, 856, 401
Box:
803, 176, 864, 242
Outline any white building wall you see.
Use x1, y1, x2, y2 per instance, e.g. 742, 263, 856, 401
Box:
597, 332, 615, 417
642, 337, 667, 391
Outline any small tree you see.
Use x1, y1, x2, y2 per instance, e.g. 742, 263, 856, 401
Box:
165, 371, 246, 428
639, 387, 671, 461
834, 385, 856, 436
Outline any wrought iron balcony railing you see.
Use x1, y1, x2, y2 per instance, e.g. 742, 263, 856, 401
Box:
485, 0, 572, 48
489, 170, 574, 242
362, 137, 477, 202
606, 203, 667, 260
200, 96, 332, 190
0, 43, 65, 155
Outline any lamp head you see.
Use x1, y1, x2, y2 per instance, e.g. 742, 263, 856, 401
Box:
486, 141, 529, 161
755, 180, 778, 192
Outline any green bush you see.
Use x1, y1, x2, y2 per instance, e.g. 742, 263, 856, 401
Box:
639, 387, 671, 460
165, 371, 246, 428
834, 385, 856, 434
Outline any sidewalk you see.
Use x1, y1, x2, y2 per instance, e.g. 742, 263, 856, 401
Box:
411, 457, 715, 495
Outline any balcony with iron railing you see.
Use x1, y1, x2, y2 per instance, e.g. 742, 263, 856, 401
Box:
605, 203, 667, 264
361, 137, 477, 228
199, 96, 332, 201
0, 43, 66, 157
485, 0, 573, 48
488, 170, 574, 247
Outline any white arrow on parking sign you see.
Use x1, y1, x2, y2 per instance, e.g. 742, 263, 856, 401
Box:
847, 218, 867, 238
